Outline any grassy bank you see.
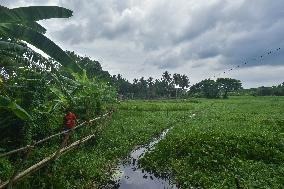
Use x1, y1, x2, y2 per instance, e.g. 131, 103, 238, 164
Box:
140, 96, 284, 188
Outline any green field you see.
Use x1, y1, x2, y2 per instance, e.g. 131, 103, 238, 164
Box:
138, 96, 284, 188
1, 96, 283, 188
117, 96, 284, 188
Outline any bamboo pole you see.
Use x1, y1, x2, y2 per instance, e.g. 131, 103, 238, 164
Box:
0, 134, 96, 189
7, 142, 35, 189
0, 112, 111, 158
0, 111, 113, 188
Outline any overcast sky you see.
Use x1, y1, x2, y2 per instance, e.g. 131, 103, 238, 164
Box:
2, 0, 284, 88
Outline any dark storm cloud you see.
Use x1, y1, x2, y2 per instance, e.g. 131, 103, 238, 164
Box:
1, 0, 284, 87
173, 0, 284, 67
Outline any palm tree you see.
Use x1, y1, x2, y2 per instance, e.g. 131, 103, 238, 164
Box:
0, 5, 81, 72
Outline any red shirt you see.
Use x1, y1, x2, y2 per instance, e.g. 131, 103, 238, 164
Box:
64, 112, 76, 129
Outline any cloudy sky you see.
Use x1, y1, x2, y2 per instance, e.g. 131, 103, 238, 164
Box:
2, 0, 284, 88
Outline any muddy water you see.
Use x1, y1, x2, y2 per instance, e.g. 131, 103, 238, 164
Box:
107, 129, 178, 189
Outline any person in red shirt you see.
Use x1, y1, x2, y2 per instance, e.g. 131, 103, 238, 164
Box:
63, 108, 76, 131
60, 108, 76, 147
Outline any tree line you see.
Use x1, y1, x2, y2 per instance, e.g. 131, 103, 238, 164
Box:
241, 83, 284, 96
110, 72, 243, 99
62, 53, 284, 99
59, 55, 245, 99
110, 71, 189, 99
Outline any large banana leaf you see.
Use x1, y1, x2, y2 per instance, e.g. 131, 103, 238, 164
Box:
0, 5, 81, 73
23, 22, 46, 33
0, 6, 70, 34
0, 40, 31, 54
0, 24, 82, 73
0, 5, 9, 11
0, 6, 72, 23
0, 95, 31, 120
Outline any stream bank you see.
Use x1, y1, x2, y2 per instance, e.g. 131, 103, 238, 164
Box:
106, 128, 178, 189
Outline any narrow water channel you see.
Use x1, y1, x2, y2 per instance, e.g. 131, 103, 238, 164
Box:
106, 128, 178, 189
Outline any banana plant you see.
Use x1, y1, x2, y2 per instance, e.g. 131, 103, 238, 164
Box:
0, 95, 31, 120
0, 5, 82, 73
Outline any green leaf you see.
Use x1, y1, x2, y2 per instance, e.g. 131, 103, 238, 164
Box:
0, 40, 31, 54
11, 103, 32, 120
82, 69, 88, 82
0, 95, 31, 120
0, 6, 72, 23
0, 24, 82, 72
23, 22, 47, 33
0, 5, 82, 73
0, 95, 10, 107
50, 87, 66, 101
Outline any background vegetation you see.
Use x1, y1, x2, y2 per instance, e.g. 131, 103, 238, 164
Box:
0, 5, 116, 188
110, 72, 283, 100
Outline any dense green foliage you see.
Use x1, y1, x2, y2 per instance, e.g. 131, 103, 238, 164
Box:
111, 71, 190, 99
0, 45, 117, 186
112, 74, 284, 100
111, 72, 247, 99
0, 5, 117, 188
140, 97, 284, 188
250, 83, 284, 96
189, 78, 242, 99
0, 46, 116, 146
67, 51, 111, 81
0, 3, 116, 145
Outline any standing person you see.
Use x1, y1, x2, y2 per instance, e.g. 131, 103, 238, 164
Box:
63, 108, 77, 132
62, 107, 77, 147
54, 108, 77, 157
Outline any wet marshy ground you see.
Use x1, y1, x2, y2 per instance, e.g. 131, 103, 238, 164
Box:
106, 129, 177, 189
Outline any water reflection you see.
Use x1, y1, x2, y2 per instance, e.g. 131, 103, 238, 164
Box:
107, 129, 178, 189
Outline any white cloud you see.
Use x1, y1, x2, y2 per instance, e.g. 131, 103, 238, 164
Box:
1, 0, 284, 88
